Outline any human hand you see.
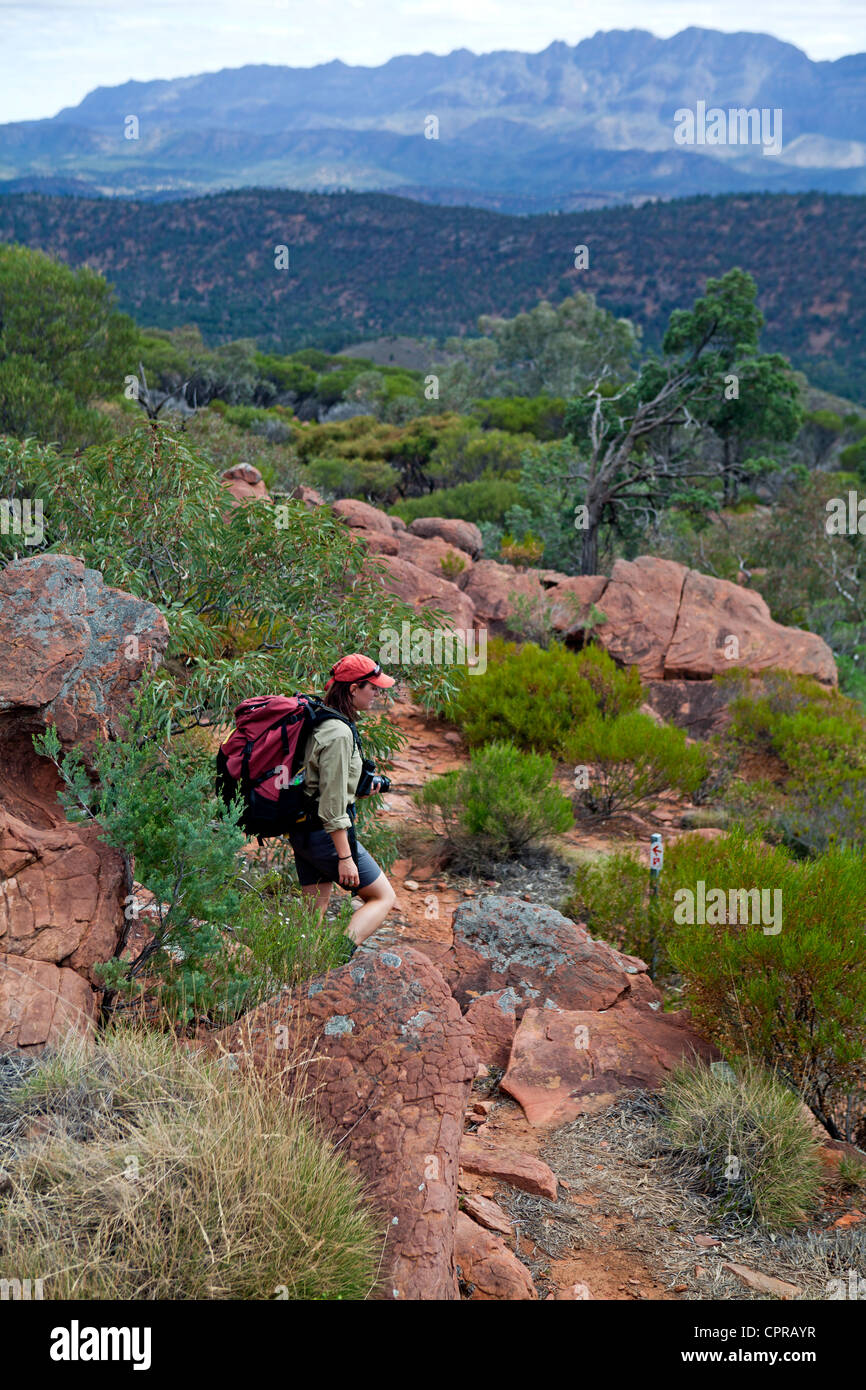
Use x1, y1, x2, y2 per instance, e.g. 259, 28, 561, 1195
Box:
338, 856, 360, 889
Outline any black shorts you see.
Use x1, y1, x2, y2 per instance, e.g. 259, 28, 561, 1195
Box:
288, 826, 382, 889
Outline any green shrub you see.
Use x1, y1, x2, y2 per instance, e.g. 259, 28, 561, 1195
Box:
0, 1029, 380, 1299
390, 478, 521, 525
663, 1060, 823, 1229
448, 639, 643, 755
414, 742, 572, 871
499, 530, 545, 568
566, 711, 709, 820
723, 670, 866, 853
439, 550, 467, 581
666, 832, 866, 1131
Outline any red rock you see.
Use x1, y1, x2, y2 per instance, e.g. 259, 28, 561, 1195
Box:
501, 1003, 720, 1126
458, 560, 546, 633
545, 575, 609, 642
454, 1211, 536, 1299
211, 942, 478, 1301
290, 483, 325, 508
0, 555, 170, 751
332, 497, 398, 534
459, 1141, 558, 1200
221, 463, 270, 505
592, 556, 686, 680
355, 529, 400, 556
644, 678, 737, 739
464, 988, 519, 1068
371, 554, 476, 630
722, 1262, 802, 1298
460, 1194, 513, 1237
408, 517, 483, 559
0, 954, 97, 1050
665, 568, 836, 685
397, 532, 474, 580
0, 556, 169, 1050
443, 897, 632, 1017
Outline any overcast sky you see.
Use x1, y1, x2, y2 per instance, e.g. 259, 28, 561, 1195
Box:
2, 0, 864, 123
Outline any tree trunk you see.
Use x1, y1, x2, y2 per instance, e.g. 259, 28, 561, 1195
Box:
580, 503, 601, 575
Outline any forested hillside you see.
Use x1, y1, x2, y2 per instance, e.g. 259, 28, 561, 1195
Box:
0, 189, 864, 400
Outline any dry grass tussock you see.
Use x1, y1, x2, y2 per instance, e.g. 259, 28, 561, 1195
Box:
0, 1026, 383, 1300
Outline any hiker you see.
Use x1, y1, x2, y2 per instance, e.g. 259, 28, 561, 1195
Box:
287, 654, 398, 950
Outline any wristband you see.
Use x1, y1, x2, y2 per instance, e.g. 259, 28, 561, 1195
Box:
338, 854, 354, 861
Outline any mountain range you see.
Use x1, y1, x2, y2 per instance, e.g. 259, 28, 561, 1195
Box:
2, 28, 866, 210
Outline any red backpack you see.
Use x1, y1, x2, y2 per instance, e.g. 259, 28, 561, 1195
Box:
215, 694, 359, 839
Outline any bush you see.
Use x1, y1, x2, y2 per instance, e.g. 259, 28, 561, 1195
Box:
439, 550, 467, 581
666, 832, 866, 1133
390, 478, 521, 526
723, 670, 866, 853
566, 711, 709, 820
663, 1060, 823, 1229
499, 530, 545, 568
414, 742, 572, 871
448, 639, 643, 755
0, 1029, 380, 1299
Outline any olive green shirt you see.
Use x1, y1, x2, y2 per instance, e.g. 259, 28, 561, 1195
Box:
301, 717, 362, 832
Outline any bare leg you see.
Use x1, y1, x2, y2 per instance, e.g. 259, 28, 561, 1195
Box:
301, 880, 332, 924
347, 873, 397, 945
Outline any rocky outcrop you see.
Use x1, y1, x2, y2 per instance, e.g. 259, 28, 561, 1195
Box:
212, 941, 478, 1301
397, 532, 474, 580
408, 517, 483, 559
221, 463, 270, 506
0, 555, 169, 1052
372, 554, 476, 630
591, 556, 686, 680
442, 897, 642, 1017
664, 568, 836, 683
501, 1003, 720, 1127
332, 497, 399, 535
458, 560, 547, 633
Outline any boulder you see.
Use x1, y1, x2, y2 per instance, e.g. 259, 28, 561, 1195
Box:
459, 1140, 558, 1200
545, 575, 609, 642
0, 555, 169, 1051
665, 568, 837, 685
372, 554, 476, 630
0, 554, 170, 751
443, 897, 633, 1017
355, 529, 400, 556
290, 483, 325, 509
221, 463, 270, 506
464, 987, 519, 1069
458, 560, 547, 633
644, 678, 738, 738
212, 942, 478, 1301
501, 1003, 720, 1126
454, 1212, 537, 1299
459, 1193, 514, 1237
408, 517, 483, 559
0, 955, 98, 1051
332, 497, 398, 535
398, 533, 473, 581
591, 556, 686, 680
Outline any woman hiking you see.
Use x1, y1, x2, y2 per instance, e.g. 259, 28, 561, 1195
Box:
288, 653, 398, 956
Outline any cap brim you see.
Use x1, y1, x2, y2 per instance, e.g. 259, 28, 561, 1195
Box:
368, 672, 396, 687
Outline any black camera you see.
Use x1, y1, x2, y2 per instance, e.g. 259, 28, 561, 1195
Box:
356, 758, 391, 798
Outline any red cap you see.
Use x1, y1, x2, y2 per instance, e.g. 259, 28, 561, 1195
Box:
325, 653, 396, 691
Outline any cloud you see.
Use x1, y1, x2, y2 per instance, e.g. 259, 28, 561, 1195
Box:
1, 0, 864, 123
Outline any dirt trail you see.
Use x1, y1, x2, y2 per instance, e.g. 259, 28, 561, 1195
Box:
371, 696, 702, 1299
